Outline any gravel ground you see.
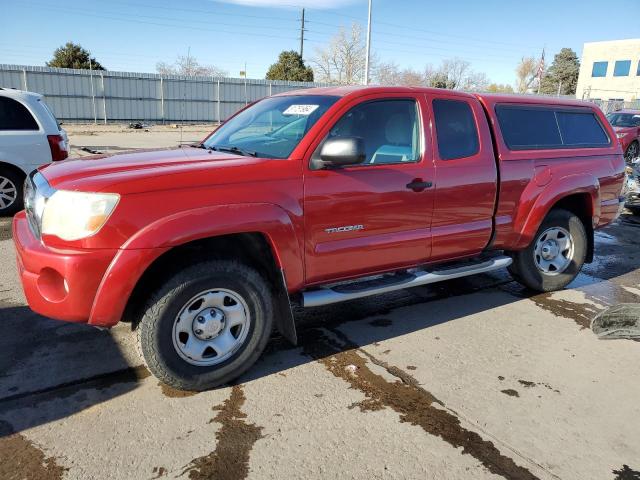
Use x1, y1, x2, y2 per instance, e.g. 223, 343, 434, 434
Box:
1, 128, 639, 480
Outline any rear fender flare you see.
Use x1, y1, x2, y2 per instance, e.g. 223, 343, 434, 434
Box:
513, 174, 599, 249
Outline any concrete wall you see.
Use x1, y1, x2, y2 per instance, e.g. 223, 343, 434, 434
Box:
576, 39, 640, 102
0, 64, 327, 123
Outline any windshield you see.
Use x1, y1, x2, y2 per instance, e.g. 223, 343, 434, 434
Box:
203, 95, 339, 158
607, 113, 640, 128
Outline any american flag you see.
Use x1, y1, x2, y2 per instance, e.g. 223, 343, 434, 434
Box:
537, 49, 545, 81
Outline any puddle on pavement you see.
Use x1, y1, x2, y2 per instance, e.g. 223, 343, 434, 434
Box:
158, 382, 198, 398
613, 464, 640, 480
183, 385, 263, 480
302, 328, 540, 480
0, 420, 67, 479
517, 380, 559, 393
531, 293, 601, 329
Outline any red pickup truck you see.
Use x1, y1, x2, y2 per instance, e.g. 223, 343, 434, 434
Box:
13, 86, 625, 390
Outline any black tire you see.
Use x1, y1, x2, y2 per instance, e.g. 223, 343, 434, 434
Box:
627, 206, 640, 216
137, 260, 274, 391
0, 168, 24, 216
508, 208, 587, 292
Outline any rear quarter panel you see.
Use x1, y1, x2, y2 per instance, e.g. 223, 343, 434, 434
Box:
475, 94, 625, 250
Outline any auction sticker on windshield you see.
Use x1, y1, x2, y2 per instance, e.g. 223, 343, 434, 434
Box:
283, 104, 319, 116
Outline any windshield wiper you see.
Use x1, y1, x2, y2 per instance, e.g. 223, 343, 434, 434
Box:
209, 145, 257, 157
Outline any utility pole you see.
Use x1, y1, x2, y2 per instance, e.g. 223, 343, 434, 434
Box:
299, 8, 306, 58
364, 0, 372, 85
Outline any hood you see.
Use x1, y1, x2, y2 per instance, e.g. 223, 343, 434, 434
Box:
38, 147, 270, 194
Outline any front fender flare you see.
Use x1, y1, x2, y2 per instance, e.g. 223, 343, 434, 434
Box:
89, 203, 304, 332
513, 174, 600, 249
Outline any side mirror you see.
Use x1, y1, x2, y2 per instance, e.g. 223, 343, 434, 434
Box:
318, 137, 366, 168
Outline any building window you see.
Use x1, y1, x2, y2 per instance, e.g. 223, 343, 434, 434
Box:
614, 60, 631, 76
592, 61, 608, 77
637, 61, 640, 76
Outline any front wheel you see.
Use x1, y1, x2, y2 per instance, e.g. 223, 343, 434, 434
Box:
137, 260, 274, 391
508, 209, 587, 292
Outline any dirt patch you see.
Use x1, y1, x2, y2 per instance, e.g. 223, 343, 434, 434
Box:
303, 329, 540, 480
613, 464, 640, 480
158, 382, 198, 398
406, 365, 417, 370
0, 420, 67, 480
183, 385, 263, 480
501, 389, 520, 398
518, 380, 536, 388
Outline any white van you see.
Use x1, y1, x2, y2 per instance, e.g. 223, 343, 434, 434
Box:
0, 88, 68, 215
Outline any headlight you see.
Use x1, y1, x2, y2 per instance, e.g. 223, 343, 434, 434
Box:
617, 132, 628, 139
41, 190, 119, 241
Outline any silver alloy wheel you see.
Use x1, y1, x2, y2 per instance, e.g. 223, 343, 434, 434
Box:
627, 142, 639, 162
0, 176, 17, 210
533, 226, 574, 275
172, 288, 251, 366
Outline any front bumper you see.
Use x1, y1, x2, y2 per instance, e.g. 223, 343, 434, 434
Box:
13, 211, 117, 323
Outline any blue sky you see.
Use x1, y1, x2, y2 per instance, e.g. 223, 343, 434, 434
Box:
1, 0, 638, 86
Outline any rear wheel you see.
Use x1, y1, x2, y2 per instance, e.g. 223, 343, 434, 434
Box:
508, 209, 587, 292
0, 168, 24, 216
137, 260, 274, 391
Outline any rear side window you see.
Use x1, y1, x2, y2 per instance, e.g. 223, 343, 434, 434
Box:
496, 105, 610, 150
0, 97, 39, 131
556, 112, 609, 146
432, 99, 479, 160
495, 107, 561, 149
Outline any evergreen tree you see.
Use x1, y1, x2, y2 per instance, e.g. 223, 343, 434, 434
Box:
47, 42, 105, 70
539, 48, 580, 95
266, 51, 314, 82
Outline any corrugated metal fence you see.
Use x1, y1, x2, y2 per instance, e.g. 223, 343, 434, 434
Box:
0, 64, 327, 123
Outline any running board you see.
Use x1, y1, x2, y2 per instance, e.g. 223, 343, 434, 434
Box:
302, 255, 512, 308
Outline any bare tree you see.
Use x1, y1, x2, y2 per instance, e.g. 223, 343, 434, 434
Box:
515, 57, 538, 93
374, 62, 425, 86
156, 54, 227, 77
312, 23, 368, 85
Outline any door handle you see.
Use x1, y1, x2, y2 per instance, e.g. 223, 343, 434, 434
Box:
406, 179, 433, 191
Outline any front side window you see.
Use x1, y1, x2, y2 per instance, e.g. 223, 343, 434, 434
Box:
322, 99, 421, 165
614, 60, 631, 77
496, 105, 610, 150
592, 61, 608, 77
204, 95, 338, 159
432, 99, 480, 160
0, 97, 39, 131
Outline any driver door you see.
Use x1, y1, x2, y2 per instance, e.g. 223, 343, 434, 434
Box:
303, 94, 435, 285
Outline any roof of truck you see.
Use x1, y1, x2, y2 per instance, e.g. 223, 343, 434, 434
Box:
273, 85, 476, 99
473, 92, 599, 109
275, 86, 599, 110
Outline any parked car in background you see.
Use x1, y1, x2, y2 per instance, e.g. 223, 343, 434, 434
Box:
0, 88, 68, 215
607, 110, 640, 162
13, 87, 625, 391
